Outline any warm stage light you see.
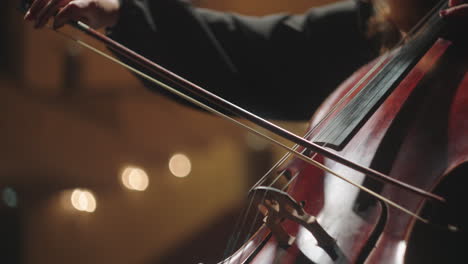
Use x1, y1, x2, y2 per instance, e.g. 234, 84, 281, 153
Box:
121, 166, 149, 191
169, 153, 192, 178
70, 189, 97, 213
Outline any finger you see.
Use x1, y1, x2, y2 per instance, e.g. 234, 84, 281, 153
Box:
25, 0, 48, 20
53, 1, 85, 29
441, 4, 468, 18
35, 0, 67, 28
449, 0, 465, 8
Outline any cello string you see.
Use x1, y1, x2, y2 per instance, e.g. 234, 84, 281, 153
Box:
275, 0, 449, 228
225, 1, 447, 256
278, 0, 447, 192
316, 0, 446, 141
223, 146, 305, 259
213, 5, 439, 253
224, 1, 449, 258
294, 0, 445, 148
325, 14, 443, 145
229, 25, 400, 245
226, 54, 394, 259
51, 30, 344, 262
52, 26, 442, 251
262, 0, 445, 194
230, 43, 437, 261
222, 143, 305, 259
225, 54, 392, 259
279, 0, 446, 200
231, 2, 447, 258
309, 2, 446, 175
67, 22, 446, 201
252, 53, 392, 190
48, 25, 442, 252
231, 0, 448, 259
54, 26, 430, 197
44, 2, 450, 258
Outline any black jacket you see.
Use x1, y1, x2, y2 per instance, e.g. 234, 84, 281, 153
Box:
107, 0, 376, 120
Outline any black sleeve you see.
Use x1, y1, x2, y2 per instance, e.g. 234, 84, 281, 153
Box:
107, 0, 376, 120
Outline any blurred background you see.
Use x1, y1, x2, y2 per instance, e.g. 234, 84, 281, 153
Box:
0, 0, 336, 263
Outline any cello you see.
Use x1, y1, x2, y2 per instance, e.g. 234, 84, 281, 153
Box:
19, 0, 468, 263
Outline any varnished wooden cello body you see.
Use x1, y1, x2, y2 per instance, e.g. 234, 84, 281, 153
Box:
18, 0, 467, 263
220, 2, 468, 263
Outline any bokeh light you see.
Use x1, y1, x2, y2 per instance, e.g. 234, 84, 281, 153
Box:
70, 189, 97, 213
2, 187, 18, 208
169, 153, 192, 178
245, 132, 269, 151
121, 166, 149, 191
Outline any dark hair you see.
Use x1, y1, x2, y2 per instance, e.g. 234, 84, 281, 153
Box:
366, 0, 402, 52
365, 0, 442, 52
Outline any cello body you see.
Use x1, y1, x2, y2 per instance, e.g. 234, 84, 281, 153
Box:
222, 35, 468, 263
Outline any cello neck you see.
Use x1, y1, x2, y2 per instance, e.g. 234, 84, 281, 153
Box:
312, 0, 449, 150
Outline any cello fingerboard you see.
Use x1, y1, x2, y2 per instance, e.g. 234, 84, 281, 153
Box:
312, 4, 447, 150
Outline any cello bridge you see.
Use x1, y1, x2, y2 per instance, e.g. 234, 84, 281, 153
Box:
252, 186, 341, 260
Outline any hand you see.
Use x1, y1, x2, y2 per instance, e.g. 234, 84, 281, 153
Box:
440, 0, 468, 19
440, 0, 468, 41
24, 0, 121, 30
